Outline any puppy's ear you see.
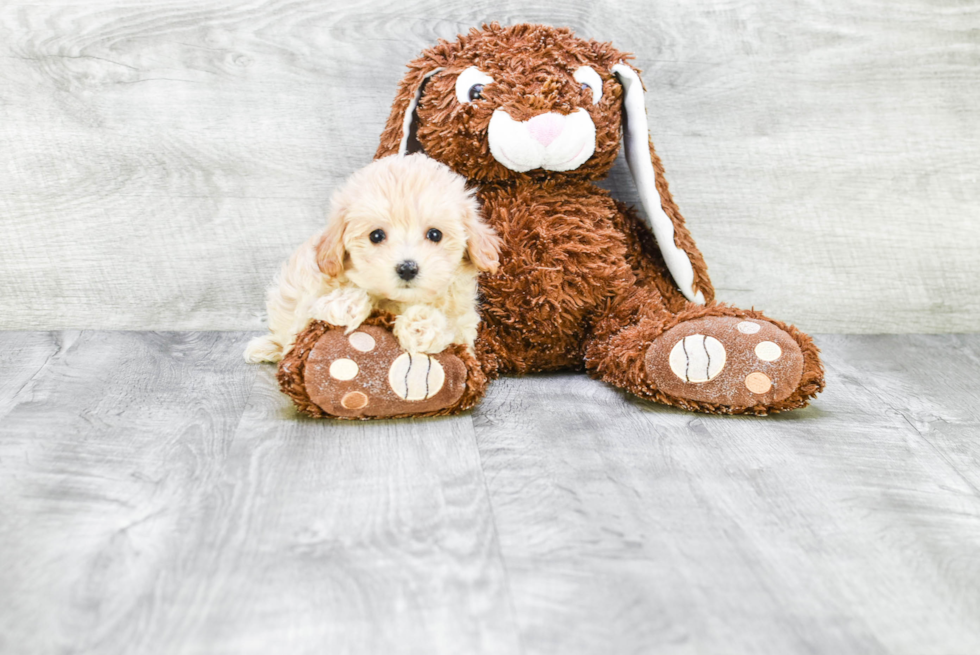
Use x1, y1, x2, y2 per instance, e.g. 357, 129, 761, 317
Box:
462, 198, 502, 273
316, 204, 347, 277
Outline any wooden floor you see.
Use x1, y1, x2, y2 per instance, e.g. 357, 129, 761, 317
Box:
1, 332, 979, 655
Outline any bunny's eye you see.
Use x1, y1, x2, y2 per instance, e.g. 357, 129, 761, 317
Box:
369, 229, 386, 244
573, 66, 603, 104
456, 66, 495, 104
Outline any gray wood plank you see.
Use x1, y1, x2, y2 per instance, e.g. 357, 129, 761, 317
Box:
472, 335, 980, 655
205, 365, 522, 655
819, 334, 980, 492
3, 332, 980, 654
0, 331, 258, 655
0, 331, 521, 655
0, 0, 978, 333
0, 331, 61, 420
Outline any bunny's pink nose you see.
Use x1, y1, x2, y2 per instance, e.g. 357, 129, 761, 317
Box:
526, 113, 565, 147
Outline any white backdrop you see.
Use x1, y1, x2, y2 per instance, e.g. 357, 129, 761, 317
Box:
1, 0, 977, 333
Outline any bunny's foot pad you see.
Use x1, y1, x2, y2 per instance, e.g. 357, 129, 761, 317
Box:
277, 320, 485, 419
645, 316, 805, 410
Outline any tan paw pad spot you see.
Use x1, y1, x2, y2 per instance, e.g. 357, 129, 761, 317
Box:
388, 353, 445, 401
737, 321, 761, 334
348, 331, 376, 352
754, 341, 782, 362
341, 391, 368, 410
745, 372, 772, 394
668, 334, 726, 383
329, 358, 359, 381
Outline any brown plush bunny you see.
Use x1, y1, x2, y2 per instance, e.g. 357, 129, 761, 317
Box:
278, 22, 825, 418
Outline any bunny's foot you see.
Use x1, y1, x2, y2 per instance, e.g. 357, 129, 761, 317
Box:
278, 319, 486, 419
644, 316, 806, 410
586, 306, 825, 415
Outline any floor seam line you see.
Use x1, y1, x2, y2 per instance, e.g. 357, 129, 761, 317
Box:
0, 330, 67, 421
824, 344, 980, 500
469, 410, 528, 655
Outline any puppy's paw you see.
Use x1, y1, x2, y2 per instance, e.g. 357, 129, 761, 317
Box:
244, 335, 283, 363
311, 288, 373, 332
394, 305, 453, 354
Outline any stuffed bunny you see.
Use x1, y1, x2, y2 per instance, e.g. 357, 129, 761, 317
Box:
278, 22, 825, 418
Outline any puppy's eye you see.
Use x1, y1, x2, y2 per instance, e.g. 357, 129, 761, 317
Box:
369, 229, 386, 244
426, 228, 443, 243
455, 66, 494, 104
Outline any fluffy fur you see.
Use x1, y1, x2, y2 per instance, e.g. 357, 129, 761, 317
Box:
245, 153, 500, 363
281, 22, 825, 417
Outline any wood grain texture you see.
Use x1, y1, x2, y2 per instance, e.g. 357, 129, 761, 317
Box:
472, 334, 980, 654
0, 331, 520, 655
210, 365, 521, 655
821, 334, 980, 492
2, 331, 980, 654
0, 0, 977, 332
0, 331, 258, 655
0, 331, 61, 420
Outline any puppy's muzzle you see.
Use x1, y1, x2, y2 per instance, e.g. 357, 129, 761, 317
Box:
396, 260, 419, 281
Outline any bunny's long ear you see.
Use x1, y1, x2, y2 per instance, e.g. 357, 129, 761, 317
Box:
375, 62, 444, 159
612, 64, 713, 305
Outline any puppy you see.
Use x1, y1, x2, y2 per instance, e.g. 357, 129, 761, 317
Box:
245, 154, 501, 364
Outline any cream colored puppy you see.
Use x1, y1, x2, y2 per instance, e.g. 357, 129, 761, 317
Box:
245, 154, 501, 364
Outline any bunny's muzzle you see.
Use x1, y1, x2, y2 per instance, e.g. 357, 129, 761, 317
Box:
487, 108, 597, 173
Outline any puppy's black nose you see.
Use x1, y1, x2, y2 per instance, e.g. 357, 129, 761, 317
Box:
396, 260, 419, 281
